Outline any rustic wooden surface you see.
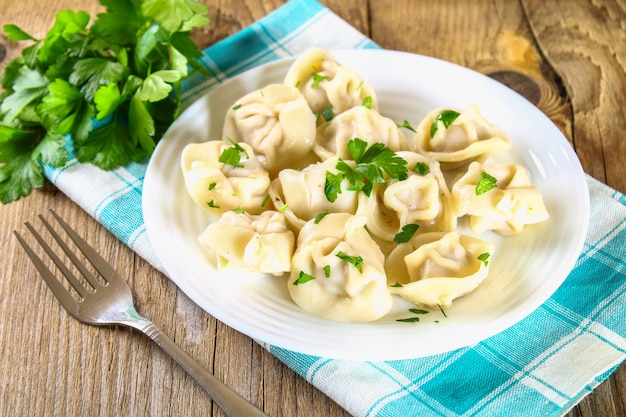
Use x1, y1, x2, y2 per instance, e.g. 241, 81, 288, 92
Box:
1, 0, 624, 416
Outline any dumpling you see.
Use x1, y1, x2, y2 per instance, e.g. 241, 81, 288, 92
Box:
222, 83, 316, 176
451, 161, 549, 235
198, 210, 295, 276
268, 156, 359, 231
288, 213, 392, 322
386, 231, 494, 308
356, 151, 456, 245
314, 106, 409, 160
283, 48, 378, 117
412, 104, 511, 170
181, 140, 271, 215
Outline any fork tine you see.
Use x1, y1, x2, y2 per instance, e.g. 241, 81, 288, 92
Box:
22, 221, 91, 298
39, 213, 101, 289
48, 210, 120, 284
13, 229, 81, 313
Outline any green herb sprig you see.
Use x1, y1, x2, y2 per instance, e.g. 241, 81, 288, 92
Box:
325, 138, 408, 201
0, 0, 211, 203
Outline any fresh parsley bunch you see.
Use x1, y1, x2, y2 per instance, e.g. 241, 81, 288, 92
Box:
0, 0, 211, 203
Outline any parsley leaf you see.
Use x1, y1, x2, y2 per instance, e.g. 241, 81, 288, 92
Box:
396, 317, 421, 323
313, 210, 329, 224
476, 171, 498, 195
293, 271, 316, 286
478, 252, 491, 266
218, 141, 248, 168
3, 24, 36, 41
413, 162, 430, 176
319, 103, 334, 122
393, 224, 420, 244
310, 72, 329, 89
324, 171, 343, 203
430, 109, 460, 137
323, 265, 331, 277
396, 119, 416, 132
336, 251, 363, 273
332, 138, 408, 197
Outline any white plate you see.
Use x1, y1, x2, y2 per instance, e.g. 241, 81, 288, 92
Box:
143, 50, 589, 360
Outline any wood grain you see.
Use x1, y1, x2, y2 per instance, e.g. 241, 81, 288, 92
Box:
0, 0, 624, 416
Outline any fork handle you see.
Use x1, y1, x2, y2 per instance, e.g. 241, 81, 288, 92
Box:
132, 318, 269, 417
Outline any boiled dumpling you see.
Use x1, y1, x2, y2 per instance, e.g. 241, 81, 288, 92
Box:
451, 161, 549, 235
268, 156, 359, 231
222, 83, 316, 176
413, 104, 511, 170
181, 140, 271, 215
198, 210, 295, 276
386, 231, 494, 307
288, 213, 392, 322
356, 151, 456, 245
283, 48, 378, 117
314, 106, 409, 160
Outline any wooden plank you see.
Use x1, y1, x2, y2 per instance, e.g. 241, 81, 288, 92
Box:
522, 0, 626, 194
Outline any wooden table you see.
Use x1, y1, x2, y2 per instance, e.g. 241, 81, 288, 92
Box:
1, 1, 624, 416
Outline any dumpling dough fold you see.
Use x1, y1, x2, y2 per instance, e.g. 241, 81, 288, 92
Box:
284, 48, 378, 117
314, 106, 408, 160
386, 231, 494, 308
288, 213, 392, 322
181, 140, 271, 215
222, 84, 316, 176
413, 104, 511, 170
451, 162, 549, 235
199, 210, 295, 276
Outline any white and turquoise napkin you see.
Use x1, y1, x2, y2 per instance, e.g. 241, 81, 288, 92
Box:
44, 0, 626, 415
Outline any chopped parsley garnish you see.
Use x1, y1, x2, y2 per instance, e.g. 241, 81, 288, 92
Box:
261, 194, 270, 207
323, 265, 331, 277
310, 73, 329, 89
390, 282, 404, 288
396, 308, 430, 323
319, 103, 334, 122
336, 251, 363, 273
361, 96, 373, 109
232, 104, 242, 110
208, 182, 217, 190
218, 140, 248, 168
393, 224, 420, 244
438, 304, 448, 318
207, 200, 220, 209
396, 317, 421, 323
324, 171, 343, 203
478, 252, 491, 266
396, 119, 416, 133
413, 162, 430, 176
293, 271, 316, 286
476, 171, 498, 195
325, 138, 408, 200
430, 109, 461, 137
313, 209, 330, 224
233, 207, 245, 214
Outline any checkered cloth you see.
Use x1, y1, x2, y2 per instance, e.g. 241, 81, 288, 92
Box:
44, 0, 626, 415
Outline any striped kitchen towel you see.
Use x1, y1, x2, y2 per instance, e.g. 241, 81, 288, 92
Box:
43, 0, 626, 416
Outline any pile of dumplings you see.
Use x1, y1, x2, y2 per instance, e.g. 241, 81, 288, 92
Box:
181, 48, 549, 323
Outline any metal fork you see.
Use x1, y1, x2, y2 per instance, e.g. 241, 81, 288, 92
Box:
13, 210, 269, 417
